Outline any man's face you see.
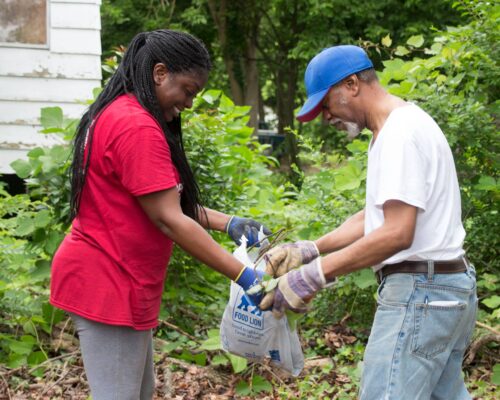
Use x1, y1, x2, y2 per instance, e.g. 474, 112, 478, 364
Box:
321, 80, 361, 138
154, 64, 208, 122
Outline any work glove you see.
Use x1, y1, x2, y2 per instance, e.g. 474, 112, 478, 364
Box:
234, 266, 266, 307
226, 216, 272, 247
264, 240, 319, 277
260, 258, 329, 319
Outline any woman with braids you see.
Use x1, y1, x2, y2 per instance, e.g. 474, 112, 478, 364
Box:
50, 30, 270, 399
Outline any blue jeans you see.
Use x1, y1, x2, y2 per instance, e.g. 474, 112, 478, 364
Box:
360, 262, 477, 400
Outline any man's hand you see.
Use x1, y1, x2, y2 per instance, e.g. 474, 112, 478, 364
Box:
260, 258, 328, 319
226, 216, 272, 247
264, 241, 319, 277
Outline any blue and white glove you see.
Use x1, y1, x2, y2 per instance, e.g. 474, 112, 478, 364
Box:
235, 266, 265, 307
226, 216, 272, 247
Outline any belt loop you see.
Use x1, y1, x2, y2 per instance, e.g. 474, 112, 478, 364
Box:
463, 255, 473, 275
427, 260, 434, 282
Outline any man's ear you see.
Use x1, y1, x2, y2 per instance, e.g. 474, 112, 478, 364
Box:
344, 74, 361, 96
153, 63, 168, 85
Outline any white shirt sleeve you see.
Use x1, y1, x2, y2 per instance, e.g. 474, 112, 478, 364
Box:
372, 129, 427, 210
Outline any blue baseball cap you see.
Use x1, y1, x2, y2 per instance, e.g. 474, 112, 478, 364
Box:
297, 45, 373, 122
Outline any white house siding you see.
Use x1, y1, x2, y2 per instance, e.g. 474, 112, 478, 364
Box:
0, 0, 102, 173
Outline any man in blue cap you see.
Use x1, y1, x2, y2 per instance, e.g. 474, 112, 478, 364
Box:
261, 45, 477, 399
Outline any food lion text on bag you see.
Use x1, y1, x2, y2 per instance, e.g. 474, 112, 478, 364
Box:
219, 232, 304, 376
233, 292, 263, 330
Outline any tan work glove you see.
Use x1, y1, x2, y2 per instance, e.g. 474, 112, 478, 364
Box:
260, 258, 326, 317
263, 240, 320, 277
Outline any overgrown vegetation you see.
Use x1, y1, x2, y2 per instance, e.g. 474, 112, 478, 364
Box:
1, 0, 498, 398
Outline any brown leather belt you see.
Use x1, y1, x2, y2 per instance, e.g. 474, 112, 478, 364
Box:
377, 259, 467, 283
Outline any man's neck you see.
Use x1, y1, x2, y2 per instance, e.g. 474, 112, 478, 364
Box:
365, 90, 407, 140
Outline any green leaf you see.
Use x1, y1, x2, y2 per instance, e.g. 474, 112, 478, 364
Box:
263, 278, 279, 293
235, 380, 252, 396
228, 353, 247, 373
40, 155, 56, 173
201, 90, 221, 104
206, 328, 220, 338
8, 338, 35, 355
285, 310, 303, 331
93, 87, 103, 100
7, 353, 27, 368
427, 42, 443, 55
352, 269, 377, 289
162, 341, 181, 353
49, 145, 71, 164
475, 176, 498, 192
199, 335, 222, 351
23, 320, 37, 336
41, 107, 64, 129
192, 352, 207, 366
381, 59, 407, 81
34, 209, 51, 228
40, 127, 65, 134
406, 35, 424, 48
334, 162, 364, 191
492, 364, 500, 386
246, 283, 264, 295
15, 217, 35, 236
481, 295, 500, 309
219, 94, 235, 113
42, 302, 65, 327
32, 260, 51, 281
395, 46, 409, 56
10, 159, 32, 179
177, 349, 207, 366
252, 375, 273, 393
381, 34, 392, 47
27, 147, 45, 158
44, 231, 64, 255
211, 354, 228, 366
28, 351, 48, 367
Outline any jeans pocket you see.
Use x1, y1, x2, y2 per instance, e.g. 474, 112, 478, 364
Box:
411, 302, 467, 359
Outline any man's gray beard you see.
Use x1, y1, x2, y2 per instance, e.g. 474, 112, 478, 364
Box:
344, 121, 361, 139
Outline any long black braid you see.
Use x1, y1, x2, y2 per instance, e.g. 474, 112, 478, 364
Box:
70, 30, 211, 221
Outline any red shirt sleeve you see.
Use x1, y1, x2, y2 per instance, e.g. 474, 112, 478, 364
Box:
107, 122, 179, 196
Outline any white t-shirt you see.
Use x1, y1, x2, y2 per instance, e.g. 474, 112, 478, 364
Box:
365, 104, 465, 271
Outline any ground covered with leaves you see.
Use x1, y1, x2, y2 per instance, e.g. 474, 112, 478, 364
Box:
1, 321, 497, 400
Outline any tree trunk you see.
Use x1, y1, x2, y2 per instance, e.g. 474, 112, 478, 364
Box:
276, 60, 300, 173
258, 89, 266, 125
244, 35, 259, 130
207, 0, 244, 105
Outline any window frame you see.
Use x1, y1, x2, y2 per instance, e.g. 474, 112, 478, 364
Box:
0, 0, 50, 49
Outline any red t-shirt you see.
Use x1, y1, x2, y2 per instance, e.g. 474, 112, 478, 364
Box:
50, 94, 181, 330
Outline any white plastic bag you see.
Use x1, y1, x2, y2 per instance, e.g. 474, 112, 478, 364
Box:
219, 237, 304, 376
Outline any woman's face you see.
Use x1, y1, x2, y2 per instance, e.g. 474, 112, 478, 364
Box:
153, 63, 208, 122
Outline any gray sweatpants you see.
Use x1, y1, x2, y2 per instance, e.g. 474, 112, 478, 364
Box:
71, 313, 155, 400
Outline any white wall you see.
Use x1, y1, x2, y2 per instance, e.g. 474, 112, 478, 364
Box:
0, 0, 102, 173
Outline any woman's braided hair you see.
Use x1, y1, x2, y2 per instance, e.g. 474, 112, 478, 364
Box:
70, 30, 211, 221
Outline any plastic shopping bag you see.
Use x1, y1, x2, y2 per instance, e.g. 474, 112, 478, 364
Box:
219, 237, 304, 376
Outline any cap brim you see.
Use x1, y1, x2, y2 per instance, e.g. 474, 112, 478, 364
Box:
296, 88, 329, 123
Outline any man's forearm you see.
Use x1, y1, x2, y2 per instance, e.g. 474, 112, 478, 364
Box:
321, 200, 418, 280
315, 209, 365, 254
320, 224, 408, 280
